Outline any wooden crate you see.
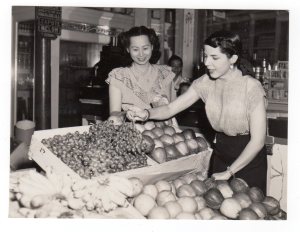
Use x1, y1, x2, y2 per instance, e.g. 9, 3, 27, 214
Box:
28, 125, 212, 184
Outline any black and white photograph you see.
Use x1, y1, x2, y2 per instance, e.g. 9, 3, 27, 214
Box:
1, 0, 300, 231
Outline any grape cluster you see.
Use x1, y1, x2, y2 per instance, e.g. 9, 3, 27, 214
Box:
41, 121, 148, 179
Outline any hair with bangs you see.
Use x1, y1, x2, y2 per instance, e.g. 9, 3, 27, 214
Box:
118, 26, 161, 65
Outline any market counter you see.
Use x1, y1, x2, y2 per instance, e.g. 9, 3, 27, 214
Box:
266, 136, 287, 212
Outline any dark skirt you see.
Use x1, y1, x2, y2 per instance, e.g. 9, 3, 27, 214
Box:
209, 132, 267, 194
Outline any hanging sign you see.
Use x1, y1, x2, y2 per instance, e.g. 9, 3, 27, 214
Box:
35, 7, 62, 39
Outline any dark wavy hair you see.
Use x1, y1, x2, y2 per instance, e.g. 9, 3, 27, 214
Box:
118, 26, 161, 66
204, 30, 254, 76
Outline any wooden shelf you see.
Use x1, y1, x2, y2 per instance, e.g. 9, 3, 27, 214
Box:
253, 46, 276, 50
268, 99, 288, 105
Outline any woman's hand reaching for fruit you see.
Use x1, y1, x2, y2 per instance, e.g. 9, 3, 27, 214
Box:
126, 106, 150, 122
211, 171, 232, 181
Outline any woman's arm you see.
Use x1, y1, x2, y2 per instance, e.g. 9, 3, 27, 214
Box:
212, 97, 267, 180
148, 86, 200, 120
109, 84, 122, 114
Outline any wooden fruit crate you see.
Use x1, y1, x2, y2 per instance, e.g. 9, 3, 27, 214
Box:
28, 125, 212, 184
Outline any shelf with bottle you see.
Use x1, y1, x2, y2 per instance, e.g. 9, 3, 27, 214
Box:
263, 61, 288, 103
18, 21, 35, 36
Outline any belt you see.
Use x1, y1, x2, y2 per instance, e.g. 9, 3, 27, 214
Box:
213, 132, 250, 143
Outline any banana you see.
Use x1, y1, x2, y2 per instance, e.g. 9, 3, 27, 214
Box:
18, 207, 35, 217
19, 195, 32, 208
109, 201, 118, 211
85, 200, 95, 211
18, 183, 47, 197
48, 210, 67, 218
107, 175, 134, 197
47, 202, 70, 218
81, 192, 93, 203
18, 176, 50, 193
87, 185, 104, 209
61, 185, 72, 198
28, 170, 57, 193
96, 186, 112, 212
105, 186, 127, 207
30, 194, 52, 209
45, 171, 64, 193
34, 209, 50, 218
67, 197, 85, 210
35, 200, 65, 218
71, 179, 90, 191
73, 188, 90, 199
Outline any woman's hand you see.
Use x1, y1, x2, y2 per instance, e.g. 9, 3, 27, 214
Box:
107, 111, 125, 125
212, 170, 232, 181
126, 106, 149, 122
126, 110, 148, 122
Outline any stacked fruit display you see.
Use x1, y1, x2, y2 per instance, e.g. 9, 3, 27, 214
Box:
9, 168, 144, 218
135, 121, 209, 163
130, 172, 286, 220
41, 121, 149, 179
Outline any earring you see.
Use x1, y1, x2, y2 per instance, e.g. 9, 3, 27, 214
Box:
230, 64, 234, 69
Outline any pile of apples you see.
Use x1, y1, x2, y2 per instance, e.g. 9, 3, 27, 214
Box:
135, 121, 209, 164
131, 172, 286, 220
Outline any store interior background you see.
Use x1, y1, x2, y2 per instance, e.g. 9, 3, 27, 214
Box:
11, 7, 288, 211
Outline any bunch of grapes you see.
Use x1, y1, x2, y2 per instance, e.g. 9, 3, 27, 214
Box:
41, 121, 148, 179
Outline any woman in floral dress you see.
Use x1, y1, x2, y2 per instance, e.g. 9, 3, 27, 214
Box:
106, 26, 176, 125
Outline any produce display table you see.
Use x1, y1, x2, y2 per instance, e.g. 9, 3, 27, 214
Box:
9, 122, 286, 220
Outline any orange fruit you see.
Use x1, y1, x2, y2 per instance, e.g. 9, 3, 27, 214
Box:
176, 212, 196, 219
147, 206, 170, 219
155, 180, 171, 192
133, 193, 156, 216
177, 196, 198, 213
142, 184, 158, 200
164, 201, 183, 218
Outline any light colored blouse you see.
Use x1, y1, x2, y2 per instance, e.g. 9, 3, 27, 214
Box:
106, 64, 175, 111
191, 69, 266, 136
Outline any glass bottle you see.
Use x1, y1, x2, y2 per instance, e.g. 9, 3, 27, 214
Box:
252, 53, 258, 73
192, 49, 206, 81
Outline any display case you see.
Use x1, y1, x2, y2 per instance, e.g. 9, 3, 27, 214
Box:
15, 20, 35, 122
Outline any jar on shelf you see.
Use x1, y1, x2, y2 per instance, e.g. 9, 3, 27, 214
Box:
272, 89, 280, 100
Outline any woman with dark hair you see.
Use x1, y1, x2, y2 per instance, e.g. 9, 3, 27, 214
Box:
106, 26, 177, 125
127, 30, 268, 193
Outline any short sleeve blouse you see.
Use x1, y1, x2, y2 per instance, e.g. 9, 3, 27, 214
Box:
191, 69, 266, 136
106, 64, 175, 110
